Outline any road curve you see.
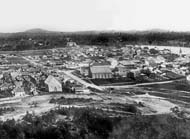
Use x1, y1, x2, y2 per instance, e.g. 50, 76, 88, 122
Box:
58, 70, 104, 91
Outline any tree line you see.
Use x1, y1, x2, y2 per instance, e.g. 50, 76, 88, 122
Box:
0, 31, 190, 50
0, 107, 190, 139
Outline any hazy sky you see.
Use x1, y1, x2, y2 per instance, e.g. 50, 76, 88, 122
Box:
0, 0, 189, 32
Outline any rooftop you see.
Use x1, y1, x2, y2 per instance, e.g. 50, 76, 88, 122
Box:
90, 66, 112, 74
92, 61, 111, 66
13, 87, 25, 93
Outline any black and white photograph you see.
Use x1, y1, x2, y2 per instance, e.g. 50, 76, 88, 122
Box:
0, 0, 190, 139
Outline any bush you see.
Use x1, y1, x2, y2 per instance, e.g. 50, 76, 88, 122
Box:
0, 107, 15, 115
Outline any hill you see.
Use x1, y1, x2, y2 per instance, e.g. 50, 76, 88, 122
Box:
0, 28, 189, 51
24, 28, 53, 33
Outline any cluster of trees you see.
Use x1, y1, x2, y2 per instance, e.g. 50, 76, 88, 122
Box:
49, 97, 93, 105
0, 31, 190, 51
0, 108, 118, 139
110, 114, 190, 139
0, 107, 14, 115
0, 108, 190, 139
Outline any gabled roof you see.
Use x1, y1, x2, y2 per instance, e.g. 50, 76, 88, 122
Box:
92, 61, 111, 66
15, 81, 23, 87
119, 60, 135, 66
90, 66, 112, 74
45, 75, 61, 86
11, 71, 21, 79
13, 87, 25, 93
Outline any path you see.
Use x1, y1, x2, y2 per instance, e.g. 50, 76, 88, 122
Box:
22, 56, 43, 67
100, 79, 184, 89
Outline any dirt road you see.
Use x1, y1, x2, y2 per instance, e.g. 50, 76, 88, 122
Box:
59, 70, 104, 91
100, 79, 184, 89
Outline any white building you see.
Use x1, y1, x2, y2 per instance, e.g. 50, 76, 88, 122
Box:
45, 75, 62, 92
67, 42, 77, 47
12, 87, 25, 97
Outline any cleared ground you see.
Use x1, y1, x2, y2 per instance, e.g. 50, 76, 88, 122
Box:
0, 89, 183, 121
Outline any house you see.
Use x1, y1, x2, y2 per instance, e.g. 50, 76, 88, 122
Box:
12, 87, 25, 97
186, 75, 190, 82
160, 49, 171, 54
107, 58, 118, 69
156, 56, 166, 63
79, 61, 91, 76
14, 81, 23, 88
122, 46, 136, 58
67, 41, 77, 47
30, 86, 38, 95
145, 57, 158, 67
11, 71, 21, 81
80, 66, 90, 76
72, 84, 85, 93
119, 60, 136, 69
117, 60, 138, 77
117, 64, 129, 77
0, 74, 3, 80
90, 62, 112, 79
145, 56, 166, 67
131, 68, 141, 77
45, 75, 62, 92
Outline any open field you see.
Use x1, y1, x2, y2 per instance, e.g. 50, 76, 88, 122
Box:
0, 49, 48, 55
6, 56, 30, 64
0, 47, 66, 56
138, 80, 190, 104
0, 89, 186, 121
0, 89, 189, 139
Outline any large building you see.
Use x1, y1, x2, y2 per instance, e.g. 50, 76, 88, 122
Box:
117, 61, 137, 77
90, 62, 113, 79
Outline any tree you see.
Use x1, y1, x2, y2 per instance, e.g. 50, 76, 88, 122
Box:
127, 72, 135, 80
149, 48, 159, 55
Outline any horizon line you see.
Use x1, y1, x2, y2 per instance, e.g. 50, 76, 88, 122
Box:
1, 28, 190, 34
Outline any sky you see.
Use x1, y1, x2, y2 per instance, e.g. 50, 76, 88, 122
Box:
0, 0, 189, 32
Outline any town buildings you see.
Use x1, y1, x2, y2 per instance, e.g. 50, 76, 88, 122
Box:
0, 43, 187, 98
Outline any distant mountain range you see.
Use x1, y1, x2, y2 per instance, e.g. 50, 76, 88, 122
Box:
0, 28, 189, 51
22, 28, 190, 35
0, 28, 187, 36
24, 28, 54, 33
24, 28, 171, 34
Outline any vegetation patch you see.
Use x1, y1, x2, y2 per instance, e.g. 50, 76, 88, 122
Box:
143, 80, 190, 91
0, 107, 14, 115
0, 108, 189, 139
49, 97, 94, 105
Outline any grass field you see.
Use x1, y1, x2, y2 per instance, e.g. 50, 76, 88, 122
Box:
143, 80, 190, 92
132, 80, 190, 104
6, 56, 30, 64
